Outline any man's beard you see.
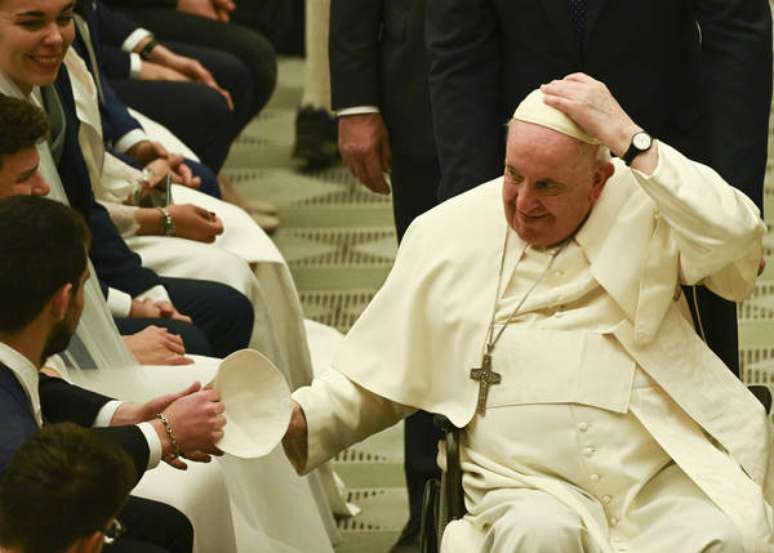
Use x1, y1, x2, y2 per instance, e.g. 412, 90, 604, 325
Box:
41, 320, 75, 365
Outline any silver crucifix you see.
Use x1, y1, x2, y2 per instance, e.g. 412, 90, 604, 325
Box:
470, 351, 502, 415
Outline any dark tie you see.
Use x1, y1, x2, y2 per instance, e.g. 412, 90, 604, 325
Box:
568, 0, 587, 46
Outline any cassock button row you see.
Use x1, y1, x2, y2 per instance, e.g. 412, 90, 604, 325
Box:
578, 422, 589, 432
590, 473, 600, 481
610, 516, 619, 526
602, 495, 612, 504
583, 447, 594, 458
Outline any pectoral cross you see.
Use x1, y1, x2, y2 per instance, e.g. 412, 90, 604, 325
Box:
470, 351, 502, 415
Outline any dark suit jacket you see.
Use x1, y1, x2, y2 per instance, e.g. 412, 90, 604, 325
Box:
90, 2, 143, 80
427, 0, 773, 206
330, 0, 436, 164
74, 3, 145, 149
0, 363, 148, 481
53, 64, 162, 297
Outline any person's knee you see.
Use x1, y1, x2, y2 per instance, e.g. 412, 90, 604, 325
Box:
146, 501, 194, 553
227, 24, 277, 113
203, 282, 255, 355
488, 499, 586, 551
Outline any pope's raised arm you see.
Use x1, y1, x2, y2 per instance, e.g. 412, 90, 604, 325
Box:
542, 74, 765, 301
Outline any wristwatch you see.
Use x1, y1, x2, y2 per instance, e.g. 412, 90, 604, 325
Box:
622, 130, 653, 166
139, 38, 159, 61
157, 207, 175, 236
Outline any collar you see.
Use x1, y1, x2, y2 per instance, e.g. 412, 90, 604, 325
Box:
0, 342, 42, 427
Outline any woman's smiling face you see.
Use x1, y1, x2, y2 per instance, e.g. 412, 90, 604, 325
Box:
0, 0, 75, 94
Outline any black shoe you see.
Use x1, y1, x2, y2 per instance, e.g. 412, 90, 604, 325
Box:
292, 106, 340, 168
390, 519, 421, 553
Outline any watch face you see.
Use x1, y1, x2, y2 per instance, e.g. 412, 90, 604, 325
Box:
633, 132, 652, 150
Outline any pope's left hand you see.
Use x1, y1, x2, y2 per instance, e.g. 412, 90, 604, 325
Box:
540, 73, 641, 158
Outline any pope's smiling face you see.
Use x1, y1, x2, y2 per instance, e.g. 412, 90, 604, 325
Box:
0, 0, 75, 95
502, 121, 613, 248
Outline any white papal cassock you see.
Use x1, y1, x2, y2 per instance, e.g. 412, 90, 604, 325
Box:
293, 140, 774, 552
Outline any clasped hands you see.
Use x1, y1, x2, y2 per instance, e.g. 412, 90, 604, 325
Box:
111, 381, 226, 470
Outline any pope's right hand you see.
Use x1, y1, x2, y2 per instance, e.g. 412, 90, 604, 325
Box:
282, 401, 308, 474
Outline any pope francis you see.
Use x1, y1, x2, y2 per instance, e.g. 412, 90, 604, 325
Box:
282, 73, 774, 553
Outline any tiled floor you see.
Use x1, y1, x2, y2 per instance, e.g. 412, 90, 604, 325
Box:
223, 54, 774, 552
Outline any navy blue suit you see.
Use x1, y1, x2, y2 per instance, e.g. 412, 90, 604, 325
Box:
0, 363, 146, 479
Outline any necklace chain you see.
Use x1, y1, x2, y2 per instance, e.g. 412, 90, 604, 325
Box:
484, 230, 568, 354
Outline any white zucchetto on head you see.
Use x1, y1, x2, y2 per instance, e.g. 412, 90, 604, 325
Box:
512, 89, 599, 145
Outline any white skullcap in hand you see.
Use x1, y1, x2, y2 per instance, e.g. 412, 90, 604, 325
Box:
512, 89, 599, 144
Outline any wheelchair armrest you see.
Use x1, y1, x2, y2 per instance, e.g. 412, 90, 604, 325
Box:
433, 415, 466, 520
748, 385, 772, 415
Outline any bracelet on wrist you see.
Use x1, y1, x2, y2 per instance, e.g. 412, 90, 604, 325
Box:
155, 412, 182, 459
157, 207, 175, 236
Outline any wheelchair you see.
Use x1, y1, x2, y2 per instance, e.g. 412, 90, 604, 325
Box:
418, 386, 773, 553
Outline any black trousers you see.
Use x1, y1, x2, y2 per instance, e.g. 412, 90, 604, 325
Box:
111, 8, 277, 128
107, 495, 193, 553
159, 277, 254, 359
110, 41, 254, 172
391, 155, 444, 527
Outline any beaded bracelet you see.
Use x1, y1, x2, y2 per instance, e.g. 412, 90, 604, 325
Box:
155, 413, 182, 459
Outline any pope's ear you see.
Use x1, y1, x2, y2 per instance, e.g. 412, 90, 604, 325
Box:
591, 160, 614, 201
49, 283, 74, 322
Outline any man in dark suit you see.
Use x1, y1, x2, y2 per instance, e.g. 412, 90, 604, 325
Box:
329, 1, 442, 549
0, 195, 228, 552
426, 0, 773, 375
